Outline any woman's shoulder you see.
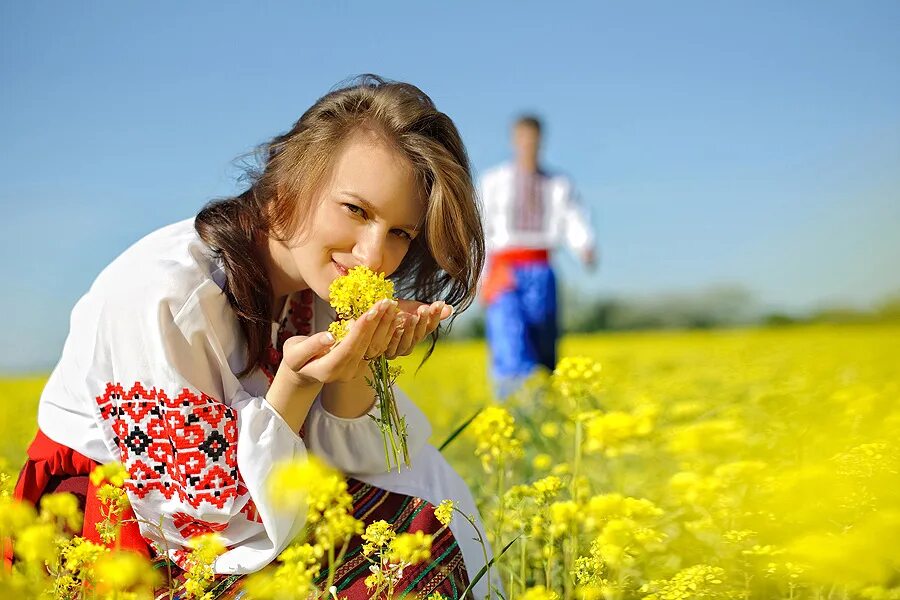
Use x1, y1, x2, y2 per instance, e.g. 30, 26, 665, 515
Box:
87, 217, 229, 322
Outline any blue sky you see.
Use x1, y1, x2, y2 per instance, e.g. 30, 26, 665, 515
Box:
2, 1, 899, 371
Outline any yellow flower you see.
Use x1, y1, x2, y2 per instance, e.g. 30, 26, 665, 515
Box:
243, 571, 285, 599
531, 475, 564, 504
94, 550, 159, 593
387, 362, 404, 382
388, 531, 432, 565
521, 585, 561, 600
0, 497, 37, 534
0, 470, 11, 499
252, 542, 322, 598
365, 569, 387, 590
89, 462, 129, 487
328, 265, 395, 320
362, 520, 396, 556
434, 500, 455, 527
268, 455, 345, 513
583, 408, 655, 457
640, 564, 725, 600
573, 539, 607, 588
532, 453, 554, 471
552, 356, 602, 403
60, 536, 108, 576
39, 492, 82, 532
328, 319, 352, 342
548, 500, 581, 537
470, 405, 522, 473
14, 522, 58, 565
312, 508, 363, 551
540, 422, 560, 439
181, 533, 227, 599
187, 532, 226, 561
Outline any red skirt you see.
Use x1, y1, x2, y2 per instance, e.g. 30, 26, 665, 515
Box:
8, 429, 472, 599
8, 429, 150, 557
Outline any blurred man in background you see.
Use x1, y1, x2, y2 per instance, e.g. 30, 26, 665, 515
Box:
479, 115, 597, 398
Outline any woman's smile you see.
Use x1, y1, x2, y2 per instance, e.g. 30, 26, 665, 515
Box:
332, 258, 350, 277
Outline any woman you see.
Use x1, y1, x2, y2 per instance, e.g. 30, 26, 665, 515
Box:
15, 75, 489, 598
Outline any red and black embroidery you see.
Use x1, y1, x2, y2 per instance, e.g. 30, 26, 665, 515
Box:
96, 382, 240, 510
172, 512, 228, 539
259, 289, 316, 385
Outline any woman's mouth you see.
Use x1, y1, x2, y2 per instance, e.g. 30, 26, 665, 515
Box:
332, 259, 349, 276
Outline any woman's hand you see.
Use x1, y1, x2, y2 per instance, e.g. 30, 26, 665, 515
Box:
280, 299, 402, 384
384, 300, 453, 359
267, 299, 402, 430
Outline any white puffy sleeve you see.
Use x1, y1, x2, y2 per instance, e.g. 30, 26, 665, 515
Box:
88, 279, 307, 575
560, 179, 595, 254
303, 386, 432, 475
478, 172, 496, 253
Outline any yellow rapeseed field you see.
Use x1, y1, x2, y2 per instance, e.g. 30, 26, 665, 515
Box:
2, 323, 898, 599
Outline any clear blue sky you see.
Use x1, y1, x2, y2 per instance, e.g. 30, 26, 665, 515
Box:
2, 1, 899, 371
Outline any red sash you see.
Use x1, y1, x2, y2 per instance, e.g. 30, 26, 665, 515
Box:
481, 248, 550, 304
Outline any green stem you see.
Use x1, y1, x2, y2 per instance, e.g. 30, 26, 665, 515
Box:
572, 419, 583, 502
371, 357, 409, 472
324, 544, 336, 600
519, 533, 527, 598
455, 506, 493, 599
545, 535, 555, 590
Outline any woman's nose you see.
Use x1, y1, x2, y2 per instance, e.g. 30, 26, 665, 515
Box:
353, 231, 385, 273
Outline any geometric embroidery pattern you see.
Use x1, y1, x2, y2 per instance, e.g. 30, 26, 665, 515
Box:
95, 382, 239, 510
259, 288, 315, 385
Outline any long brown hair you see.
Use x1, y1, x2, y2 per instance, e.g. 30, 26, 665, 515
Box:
196, 75, 484, 377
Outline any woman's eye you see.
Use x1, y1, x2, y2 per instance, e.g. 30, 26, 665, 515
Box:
344, 203, 366, 217
392, 229, 413, 241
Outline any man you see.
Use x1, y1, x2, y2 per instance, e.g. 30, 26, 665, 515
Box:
479, 115, 597, 398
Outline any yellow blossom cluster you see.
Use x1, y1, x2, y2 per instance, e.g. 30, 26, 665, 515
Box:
93, 550, 160, 597
434, 499, 455, 527
362, 519, 396, 557
470, 405, 522, 473
387, 530, 433, 565
552, 356, 602, 404
640, 564, 726, 599
328, 265, 395, 321
582, 404, 657, 456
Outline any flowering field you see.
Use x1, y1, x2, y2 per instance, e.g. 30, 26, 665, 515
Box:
2, 323, 899, 599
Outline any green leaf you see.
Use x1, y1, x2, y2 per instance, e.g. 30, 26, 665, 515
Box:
438, 406, 485, 452
459, 535, 519, 600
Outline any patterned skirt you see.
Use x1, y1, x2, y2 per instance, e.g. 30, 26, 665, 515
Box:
155, 478, 471, 599
14, 430, 472, 599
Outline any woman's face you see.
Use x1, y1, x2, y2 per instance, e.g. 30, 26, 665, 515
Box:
277, 129, 424, 302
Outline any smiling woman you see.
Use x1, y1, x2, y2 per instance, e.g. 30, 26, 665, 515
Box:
11, 75, 492, 599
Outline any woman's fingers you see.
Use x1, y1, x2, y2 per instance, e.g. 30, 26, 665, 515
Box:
420, 301, 449, 334
385, 321, 404, 358
386, 313, 417, 359
321, 300, 392, 368
383, 301, 456, 358
281, 332, 336, 372
365, 300, 400, 358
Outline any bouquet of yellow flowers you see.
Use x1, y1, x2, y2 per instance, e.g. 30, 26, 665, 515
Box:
328, 266, 409, 471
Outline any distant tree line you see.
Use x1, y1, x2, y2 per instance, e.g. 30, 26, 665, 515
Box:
447, 286, 900, 339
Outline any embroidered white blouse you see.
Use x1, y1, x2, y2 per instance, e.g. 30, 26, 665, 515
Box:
36, 218, 490, 593
478, 162, 595, 255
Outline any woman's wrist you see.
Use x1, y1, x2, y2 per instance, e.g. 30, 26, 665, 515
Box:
320, 372, 377, 419
265, 365, 323, 433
